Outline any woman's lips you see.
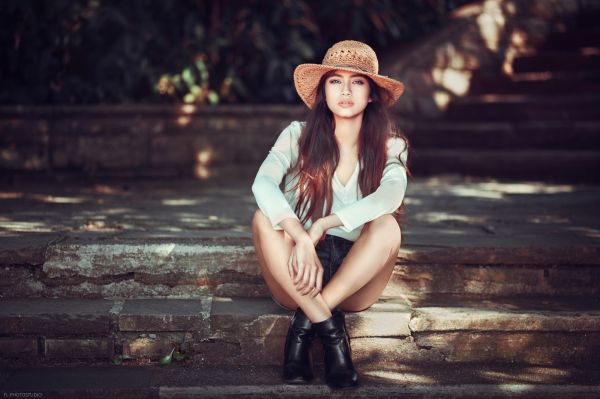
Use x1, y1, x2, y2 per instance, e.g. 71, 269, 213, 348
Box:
338, 101, 354, 107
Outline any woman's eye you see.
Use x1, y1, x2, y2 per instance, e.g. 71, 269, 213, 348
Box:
329, 79, 341, 84
353, 80, 365, 85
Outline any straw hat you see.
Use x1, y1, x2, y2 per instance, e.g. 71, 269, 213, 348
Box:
293, 40, 404, 109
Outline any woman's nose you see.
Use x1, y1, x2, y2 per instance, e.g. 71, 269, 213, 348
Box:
341, 81, 352, 96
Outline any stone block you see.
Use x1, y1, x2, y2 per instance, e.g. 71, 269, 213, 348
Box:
118, 298, 211, 332
351, 337, 446, 369
209, 296, 412, 339
0, 234, 57, 265
212, 282, 270, 298
409, 301, 600, 332
122, 332, 191, 359
0, 265, 34, 287
0, 266, 45, 298
149, 134, 195, 166
209, 296, 288, 339
190, 336, 444, 369
413, 332, 600, 365
51, 132, 147, 169
387, 264, 545, 296
45, 338, 113, 359
43, 239, 256, 280
0, 299, 113, 334
398, 245, 600, 267
0, 338, 38, 357
29, 280, 211, 300
190, 336, 283, 366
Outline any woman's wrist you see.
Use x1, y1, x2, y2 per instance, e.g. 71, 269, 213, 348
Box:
318, 214, 343, 231
279, 217, 312, 245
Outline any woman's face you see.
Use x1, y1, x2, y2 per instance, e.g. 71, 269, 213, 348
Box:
324, 70, 371, 119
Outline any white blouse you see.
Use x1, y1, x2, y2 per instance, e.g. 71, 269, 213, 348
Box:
252, 121, 408, 242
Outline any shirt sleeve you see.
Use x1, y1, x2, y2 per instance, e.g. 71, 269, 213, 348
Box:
251, 121, 302, 228
333, 137, 408, 232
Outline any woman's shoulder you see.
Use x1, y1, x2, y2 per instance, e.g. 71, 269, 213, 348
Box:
385, 135, 408, 156
272, 121, 305, 154
288, 120, 305, 135
277, 120, 304, 140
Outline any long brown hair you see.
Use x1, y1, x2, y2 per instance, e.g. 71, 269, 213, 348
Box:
291, 70, 409, 224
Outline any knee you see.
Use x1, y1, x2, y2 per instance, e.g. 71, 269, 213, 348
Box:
363, 214, 401, 248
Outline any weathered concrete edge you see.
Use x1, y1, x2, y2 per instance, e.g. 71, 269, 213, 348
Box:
33, 238, 600, 272
409, 307, 600, 333
159, 384, 600, 398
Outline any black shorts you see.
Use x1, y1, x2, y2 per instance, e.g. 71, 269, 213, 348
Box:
315, 234, 354, 287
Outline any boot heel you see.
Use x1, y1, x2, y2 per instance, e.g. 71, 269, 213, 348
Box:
314, 310, 359, 389
282, 308, 314, 383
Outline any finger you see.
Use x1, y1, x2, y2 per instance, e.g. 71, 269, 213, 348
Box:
295, 262, 306, 290
288, 251, 294, 279
294, 261, 305, 284
310, 266, 322, 297
289, 252, 299, 280
315, 266, 324, 295
304, 266, 316, 295
296, 262, 309, 291
288, 254, 295, 279
292, 252, 301, 280
300, 265, 311, 292
300, 267, 313, 295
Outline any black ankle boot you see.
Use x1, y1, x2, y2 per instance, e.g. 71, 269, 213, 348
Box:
282, 308, 314, 383
313, 310, 359, 389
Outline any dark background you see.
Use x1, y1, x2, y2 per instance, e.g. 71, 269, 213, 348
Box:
0, 0, 474, 105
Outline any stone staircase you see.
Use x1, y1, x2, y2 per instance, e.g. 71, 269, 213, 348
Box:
403, 7, 600, 182
1, 176, 599, 398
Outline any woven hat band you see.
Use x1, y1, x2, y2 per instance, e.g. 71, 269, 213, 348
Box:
329, 64, 371, 73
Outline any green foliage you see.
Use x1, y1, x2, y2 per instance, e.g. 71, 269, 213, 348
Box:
0, 0, 474, 105
159, 347, 190, 365
159, 347, 175, 365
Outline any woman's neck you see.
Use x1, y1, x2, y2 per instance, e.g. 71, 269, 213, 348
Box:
333, 114, 363, 148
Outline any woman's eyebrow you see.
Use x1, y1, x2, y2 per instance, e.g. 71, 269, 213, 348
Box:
329, 73, 366, 78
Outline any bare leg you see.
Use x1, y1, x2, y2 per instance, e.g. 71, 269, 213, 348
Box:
251, 209, 332, 323
321, 214, 401, 312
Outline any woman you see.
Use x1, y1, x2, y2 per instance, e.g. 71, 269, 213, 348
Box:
251, 40, 408, 389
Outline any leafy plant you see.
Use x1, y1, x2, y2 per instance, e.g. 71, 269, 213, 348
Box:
159, 347, 175, 365
159, 346, 190, 365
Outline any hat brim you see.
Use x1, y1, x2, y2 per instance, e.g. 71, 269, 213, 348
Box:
293, 63, 405, 109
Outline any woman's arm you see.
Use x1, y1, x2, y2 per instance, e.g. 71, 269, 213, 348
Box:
252, 122, 323, 296
332, 137, 408, 232
307, 214, 343, 244
251, 122, 302, 228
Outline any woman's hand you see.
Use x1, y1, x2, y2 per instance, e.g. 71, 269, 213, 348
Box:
288, 236, 323, 297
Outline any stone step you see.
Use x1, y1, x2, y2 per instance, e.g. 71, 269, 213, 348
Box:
1, 365, 599, 399
409, 149, 600, 182
512, 51, 600, 73
403, 120, 600, 149
1, 296, 599, 368
1, 364, 599, 399
468, 70, 600, 95
543, 27, 600, 51
2, 235, 599, 299
446, 94, 600, 121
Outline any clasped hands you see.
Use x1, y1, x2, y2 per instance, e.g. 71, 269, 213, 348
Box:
287, 219, 326, 297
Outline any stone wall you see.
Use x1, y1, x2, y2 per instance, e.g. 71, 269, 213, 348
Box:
0, 105, 307, 178
2, 0, 596, 179
382, 0, 598, 118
